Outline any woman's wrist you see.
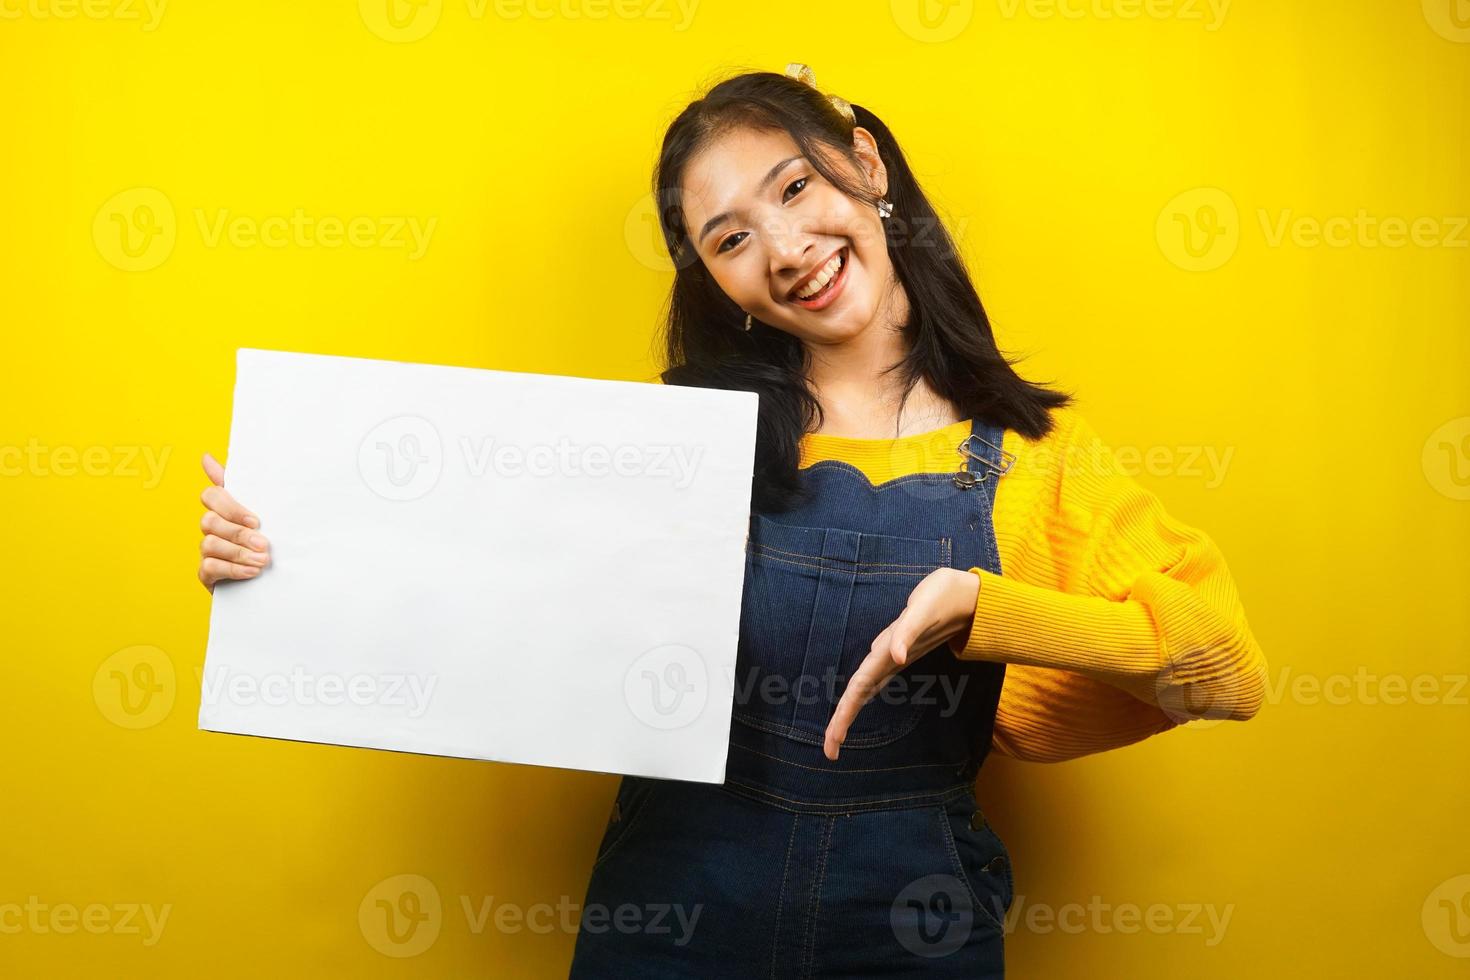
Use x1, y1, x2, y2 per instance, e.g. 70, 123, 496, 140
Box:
944, 567, 981, 655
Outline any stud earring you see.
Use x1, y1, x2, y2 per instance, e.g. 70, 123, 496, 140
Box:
877, 198, 894, 219
744, 312, 753, 331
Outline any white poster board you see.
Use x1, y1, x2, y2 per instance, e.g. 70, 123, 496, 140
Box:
199, 348, 757, 783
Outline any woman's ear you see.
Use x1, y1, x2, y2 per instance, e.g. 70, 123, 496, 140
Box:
851, 126, 888, 199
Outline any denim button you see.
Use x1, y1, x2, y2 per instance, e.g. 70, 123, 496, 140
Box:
985, 855, 1007, 874
969, 811, 987, 832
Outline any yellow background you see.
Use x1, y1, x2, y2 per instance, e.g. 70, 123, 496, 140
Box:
3, 0, 1468, 976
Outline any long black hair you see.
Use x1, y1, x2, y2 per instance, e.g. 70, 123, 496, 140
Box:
652, 69, 1073, 513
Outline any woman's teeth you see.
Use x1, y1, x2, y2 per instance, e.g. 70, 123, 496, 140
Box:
795, 251, 845, 300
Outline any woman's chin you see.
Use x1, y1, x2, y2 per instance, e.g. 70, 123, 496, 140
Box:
800, 315, 871, 346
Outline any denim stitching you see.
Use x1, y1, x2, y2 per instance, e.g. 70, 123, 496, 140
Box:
769, 813, 800, 980
802, 460, 973, 492
977, 425, 1006, 576
721, 779, 972, 813
728, 741, 961, 773
750, 551, 935, 578
937, 803, 1006, 931
789, 555, 831, 730
801, 816, 835, 979
589, 779, 656, 872
829, 563, 855, 737
980, 822, 1016, 908
752, 542, 940, 569
732, 701, 923, 748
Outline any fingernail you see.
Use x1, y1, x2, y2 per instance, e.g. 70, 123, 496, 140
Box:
243, 515, 260, 529
248, 534, 268, 550
242, 566, 261, 576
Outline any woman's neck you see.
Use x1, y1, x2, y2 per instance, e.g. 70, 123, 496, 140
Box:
809, 380, 963, 439
804, 286, 961, 439
807, 345, 962, 439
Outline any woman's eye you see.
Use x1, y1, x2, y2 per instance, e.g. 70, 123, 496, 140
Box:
713, 178, 809, 254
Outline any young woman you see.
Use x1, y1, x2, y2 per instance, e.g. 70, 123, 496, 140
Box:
195, 64, 1267, 979
566, 64, 1266, 978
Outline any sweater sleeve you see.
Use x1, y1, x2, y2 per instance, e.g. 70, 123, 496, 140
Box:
947, 409, 1268, 750
988, 664, 1181, 763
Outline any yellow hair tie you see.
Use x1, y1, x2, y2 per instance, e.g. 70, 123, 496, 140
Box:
785, 62, 856, 126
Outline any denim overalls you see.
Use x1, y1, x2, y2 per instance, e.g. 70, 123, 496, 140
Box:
569, 418, 1016, 979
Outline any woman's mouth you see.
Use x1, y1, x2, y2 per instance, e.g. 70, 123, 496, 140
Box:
789, 247, 849, 311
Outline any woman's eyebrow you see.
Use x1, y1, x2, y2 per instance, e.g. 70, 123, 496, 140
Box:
697, 155, 804, 245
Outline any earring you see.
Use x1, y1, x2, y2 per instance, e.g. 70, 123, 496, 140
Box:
877, 198, 894, 219
744, 312, 753, 331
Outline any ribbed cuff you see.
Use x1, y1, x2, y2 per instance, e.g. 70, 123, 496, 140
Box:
947, 568, 1168, 703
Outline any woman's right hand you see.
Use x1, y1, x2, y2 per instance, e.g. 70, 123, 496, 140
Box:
198, 451, 271, 594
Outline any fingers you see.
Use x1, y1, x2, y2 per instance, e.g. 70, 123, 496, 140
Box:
199, 556, 264, 588
890, 574, 953, 665
888, 612, 938, 668
874, 612, 917, 668
200, 509, 269, 553
823, 648, 899, 761
201, 484, 259, 529
200, 532, 270, 569
198, 454, 266, 594
889, 615, 912, 666
821, 586, 951, 761
198, 519, 270, 590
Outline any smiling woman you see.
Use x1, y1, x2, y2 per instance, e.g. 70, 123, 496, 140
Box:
567, 64, 1266, 978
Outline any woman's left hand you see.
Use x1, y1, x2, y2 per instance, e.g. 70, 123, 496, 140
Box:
822, 568, 981, 760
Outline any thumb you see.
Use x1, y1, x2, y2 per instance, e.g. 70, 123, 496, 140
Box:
890, 607, 917, 666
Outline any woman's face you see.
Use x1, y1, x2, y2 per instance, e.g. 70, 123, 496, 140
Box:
678, 125, 898, 346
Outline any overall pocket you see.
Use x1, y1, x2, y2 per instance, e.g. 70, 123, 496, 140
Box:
939, 794, 1015, 931
734, 514, 951, 747
590, 775, 658, 871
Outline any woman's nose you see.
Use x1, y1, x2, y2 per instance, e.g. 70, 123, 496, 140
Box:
767, 232, 814, 276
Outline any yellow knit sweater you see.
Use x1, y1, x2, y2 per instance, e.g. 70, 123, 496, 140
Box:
798, 405, 1268, 763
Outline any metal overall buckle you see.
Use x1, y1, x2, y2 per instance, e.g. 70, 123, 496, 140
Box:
952, 433, 1015, 489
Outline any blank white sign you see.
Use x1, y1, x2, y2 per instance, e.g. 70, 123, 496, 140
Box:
199, 348, 757, 783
